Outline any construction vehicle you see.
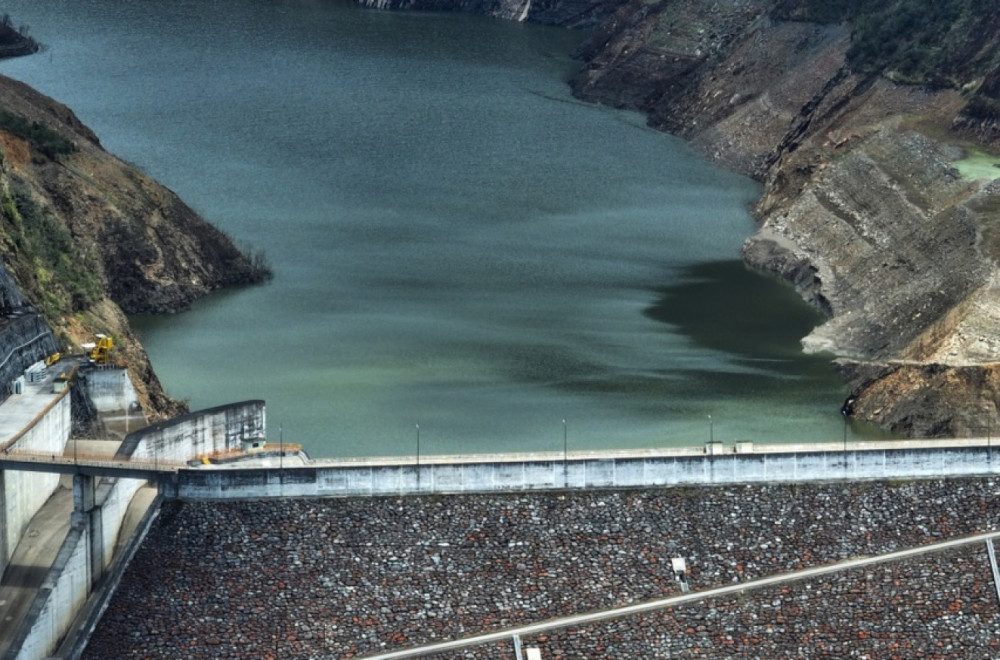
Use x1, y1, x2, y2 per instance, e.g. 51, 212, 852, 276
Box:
83, 334, 113, 365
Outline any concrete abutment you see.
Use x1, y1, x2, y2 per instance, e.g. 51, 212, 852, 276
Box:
1, 398, 266, 659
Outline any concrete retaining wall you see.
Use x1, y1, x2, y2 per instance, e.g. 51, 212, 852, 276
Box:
82, 367, 138, 413
120, 400, 266, 464
61, 492, 162, 660
95, 477, 146, 571
12, 475, 149, 658
172, 443, 1000, 499
0, 313, 58, 400
13, 524, 89, 660
2, 393, 70, 566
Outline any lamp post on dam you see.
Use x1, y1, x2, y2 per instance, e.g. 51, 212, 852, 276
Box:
562, 419, 568, 487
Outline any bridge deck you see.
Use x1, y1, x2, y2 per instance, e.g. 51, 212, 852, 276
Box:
0, 450, 182, 479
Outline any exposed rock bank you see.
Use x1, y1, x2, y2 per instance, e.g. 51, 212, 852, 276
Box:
567, 0, 1000, 437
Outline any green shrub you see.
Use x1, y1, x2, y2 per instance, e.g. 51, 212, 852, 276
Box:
773, 0, 1000, 88
1, 185, 101, 320
0, 109, 76, 159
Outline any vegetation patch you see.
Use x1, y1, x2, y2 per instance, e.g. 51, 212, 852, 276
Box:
772, 0, 1000, 88
0, 183, 102, 321
0, 109, 76, 159
0, 14, 39, 58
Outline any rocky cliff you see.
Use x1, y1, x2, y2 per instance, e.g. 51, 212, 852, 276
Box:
360, 0, 1000, 437
564, 0, 1000, 437
0, 73, 270, 419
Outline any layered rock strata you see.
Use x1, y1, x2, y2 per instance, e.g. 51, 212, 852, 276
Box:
564, 0, 1000, 436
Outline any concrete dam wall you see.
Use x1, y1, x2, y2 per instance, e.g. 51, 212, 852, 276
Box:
119, 399, 266, 464
168, 439, 1000, 499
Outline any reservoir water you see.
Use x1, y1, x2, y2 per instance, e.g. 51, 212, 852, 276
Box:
0, 0, 854, 456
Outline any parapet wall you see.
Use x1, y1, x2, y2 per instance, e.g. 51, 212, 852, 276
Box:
170, 441, 1000, 499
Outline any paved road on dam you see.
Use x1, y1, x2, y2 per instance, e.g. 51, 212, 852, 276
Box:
361, 530, 1000, 659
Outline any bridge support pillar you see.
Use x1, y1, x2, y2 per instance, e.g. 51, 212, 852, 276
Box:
72, 473, 104, 586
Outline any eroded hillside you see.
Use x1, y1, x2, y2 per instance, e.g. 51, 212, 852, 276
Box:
0, 74, 270, 418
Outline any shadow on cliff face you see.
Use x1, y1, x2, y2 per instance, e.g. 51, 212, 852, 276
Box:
643, 260, 834, 380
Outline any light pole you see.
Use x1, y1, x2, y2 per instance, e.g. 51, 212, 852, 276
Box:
279, 423, 284, 486
841, 409, 849, 477
416, 423, 420, 492
562, 419, 568, 488
708, 415, 713, 444
842, 410, 848, 452
984, 404, 992, 462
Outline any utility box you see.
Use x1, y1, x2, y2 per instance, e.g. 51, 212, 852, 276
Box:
705, 440, 725, 455
242, 437, 267, 453
672, 557, 690, 593
526, 649, 542, 660
735, 440, 754, 454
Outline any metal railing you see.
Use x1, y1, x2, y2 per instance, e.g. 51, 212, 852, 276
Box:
0, 448, 185, 474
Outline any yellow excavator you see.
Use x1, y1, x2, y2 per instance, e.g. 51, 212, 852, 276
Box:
86, 334, 114, 365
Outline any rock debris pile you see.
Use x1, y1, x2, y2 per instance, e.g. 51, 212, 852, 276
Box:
85, 478, 1000, 658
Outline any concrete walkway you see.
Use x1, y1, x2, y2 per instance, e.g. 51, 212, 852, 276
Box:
361, 530, 1000, 659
